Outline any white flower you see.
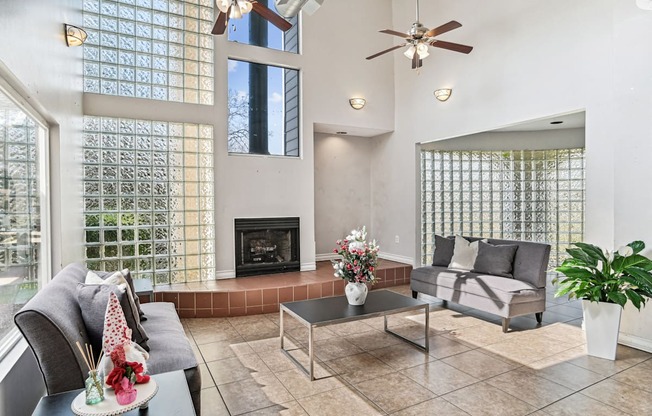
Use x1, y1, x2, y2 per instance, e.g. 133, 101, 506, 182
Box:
605, 250, 614, 263
349, 241, 365, 252
618, 246, 634, 257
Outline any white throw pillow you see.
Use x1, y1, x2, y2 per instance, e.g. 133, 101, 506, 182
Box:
448, 236, 486, 271
85, 270, 128, 292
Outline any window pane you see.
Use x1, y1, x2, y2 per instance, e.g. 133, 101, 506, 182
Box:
227, 1, 299, 54
82, 116, 215, 285
420, 149, 585, 268
83, 0, 215, 105
228, 59, 299, 156
0, 90, 45, 345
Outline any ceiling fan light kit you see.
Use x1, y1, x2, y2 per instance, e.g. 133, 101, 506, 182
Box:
349, 98, 366, 110
212, 0, 293, 35
366, 0, 473, 70
434, 88, 452, 102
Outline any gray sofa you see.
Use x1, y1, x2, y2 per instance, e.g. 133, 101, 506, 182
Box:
410, 237, 551, 332
14, 263, 201, 415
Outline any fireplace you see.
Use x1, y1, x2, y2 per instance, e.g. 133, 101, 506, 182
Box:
234, 217, 300, 277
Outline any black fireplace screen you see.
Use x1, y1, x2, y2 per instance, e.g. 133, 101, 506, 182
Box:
234, 217, 300, 277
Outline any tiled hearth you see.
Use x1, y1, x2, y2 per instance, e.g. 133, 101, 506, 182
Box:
146, 260, 412, 318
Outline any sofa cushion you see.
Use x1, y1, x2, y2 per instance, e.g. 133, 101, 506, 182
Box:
411, 266, 544, 305
472, 241, 519, 278
140, 302, 198, 375
77, 283, 150, 353
97, 269, 145, 321
432, 235, 455, 266
448, 236, 484, 270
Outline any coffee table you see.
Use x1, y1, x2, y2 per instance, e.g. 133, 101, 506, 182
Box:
280, 289, 429, 380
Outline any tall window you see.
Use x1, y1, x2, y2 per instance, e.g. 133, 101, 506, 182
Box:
228, 59, 299, 156
82, 0, 214, 105
82, 116, 215, 285
0, 87, 48, 356
227, 0, 299, 53
420, 149, 585, 268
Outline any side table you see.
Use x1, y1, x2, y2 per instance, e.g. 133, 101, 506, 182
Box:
32, 370, 194, 416
133, 277, 154, 303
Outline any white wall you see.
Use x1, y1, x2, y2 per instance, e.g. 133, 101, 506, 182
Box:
372, 0, 652, 348
314, 133, 372, 257
0, 0, 83, 413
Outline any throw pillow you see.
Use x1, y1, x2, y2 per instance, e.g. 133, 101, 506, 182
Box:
96, 269, 146, 321
82, 272, 150, 351
448, 236, 485, 271
432, 235, 456, 267
472, 241, 519, 278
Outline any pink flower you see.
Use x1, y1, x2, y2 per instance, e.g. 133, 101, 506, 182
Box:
115, 377, 137, 405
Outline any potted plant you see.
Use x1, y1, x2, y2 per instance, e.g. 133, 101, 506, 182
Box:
331, 226, 380, 305
553, 241, 652, 359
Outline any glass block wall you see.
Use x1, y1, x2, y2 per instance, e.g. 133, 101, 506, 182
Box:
82, 0, 214, 105
82, 116, 215, 285
420, 149, 585, 268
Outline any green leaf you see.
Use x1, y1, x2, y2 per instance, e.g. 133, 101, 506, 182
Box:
555, 282, 577, 297
566, 248, 597, 266
607, 291, 627, 306
554, 266, 595, 280
624, 267, 652, 293
628, 241, 646, 255
626, 289, 643, 310
575, 242, 608, 263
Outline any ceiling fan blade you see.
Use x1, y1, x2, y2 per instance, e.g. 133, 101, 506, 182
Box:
429, 39, 474, 54
380, 29, 410, 39
211, 9, 229, 35
366, 44, 406, 60
425, 20, 462, 38
412, 52, 418, 69
252, 1, 293, 31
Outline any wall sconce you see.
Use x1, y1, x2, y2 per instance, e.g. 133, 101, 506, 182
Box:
64, 24, 88, 47
434, 89, 452, 102
349, 98, 366, 110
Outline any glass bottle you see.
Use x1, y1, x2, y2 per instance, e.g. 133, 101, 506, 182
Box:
85, 370, 104, 405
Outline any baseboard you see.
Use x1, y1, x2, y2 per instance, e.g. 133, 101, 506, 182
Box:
619, 333, 652, 354
315, 253, 339, 262
215, 270, 235, 279
378, 252, 414, 266
301, 262, 316, 271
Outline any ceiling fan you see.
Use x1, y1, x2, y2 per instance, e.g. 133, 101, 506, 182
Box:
366, 0, 473, 70
212, 0, 293, 35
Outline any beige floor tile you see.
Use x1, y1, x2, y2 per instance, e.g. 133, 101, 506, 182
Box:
275, 367, 348, 399
313, 337, 363, 361
441, 321, 516, 348
567, 344, 651, 376
249, 336, 299, 354
582, 378, 652, 415
206, 353, 271, 385
193, 327, 244, 345
368, 342, 435, 370
199, 362, 215, 389
297, 387, 384, 416
523, 361, 606, 391
258, 348, 302, 373
200, 386, 230, 416
403, 360, 479, 395
534, 322, 586, 347
233, 319, 282, 342
611, 358, 652, 392
344, 329, 402, 351
242, 401, 308, 415
327, 320, 376, 336
285, 325, 339, 344
325, 352, 395, 384
485, 368, 574, 408
353, 372, 436, 413
219, 372, 294, 415
392, 397, 471, 416
441, 349, 519, 380
384, 322, 431, 340
199, 339, 254, 363
426, 334, 472, 359
542, 392, 630, 416
481, 333, 575, 365
428, 310, 484, 332
442, 382, 536, 416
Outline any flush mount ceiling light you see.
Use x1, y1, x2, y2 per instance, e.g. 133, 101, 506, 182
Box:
433, 88, 452, 102
64, 24, 87, 47
349, 98, 366, 110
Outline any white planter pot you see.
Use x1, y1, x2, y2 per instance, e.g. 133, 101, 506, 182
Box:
582, 299, 622, 360
345, 282, 368, 305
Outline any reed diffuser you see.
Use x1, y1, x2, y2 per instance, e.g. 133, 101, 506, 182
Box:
75, 341, 104, 405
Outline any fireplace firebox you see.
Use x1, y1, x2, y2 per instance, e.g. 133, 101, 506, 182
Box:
234, 217, 300, 277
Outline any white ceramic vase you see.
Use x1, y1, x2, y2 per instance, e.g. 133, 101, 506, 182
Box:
345, 282, 368, 305
582, 299, 622, 360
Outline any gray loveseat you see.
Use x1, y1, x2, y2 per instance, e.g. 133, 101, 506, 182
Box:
14, 263, 201, 414
410, 237, 551, 332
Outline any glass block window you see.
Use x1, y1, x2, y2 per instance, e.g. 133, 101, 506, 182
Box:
82, 0, 214, 105
0, 89, 46, 350
420, 149, 585, 268
82, 116, 215, 285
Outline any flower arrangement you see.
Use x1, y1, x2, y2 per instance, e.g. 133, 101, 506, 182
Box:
106, 344, 150, 405
553, 241, 652, 309
331, 226, 380, 284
